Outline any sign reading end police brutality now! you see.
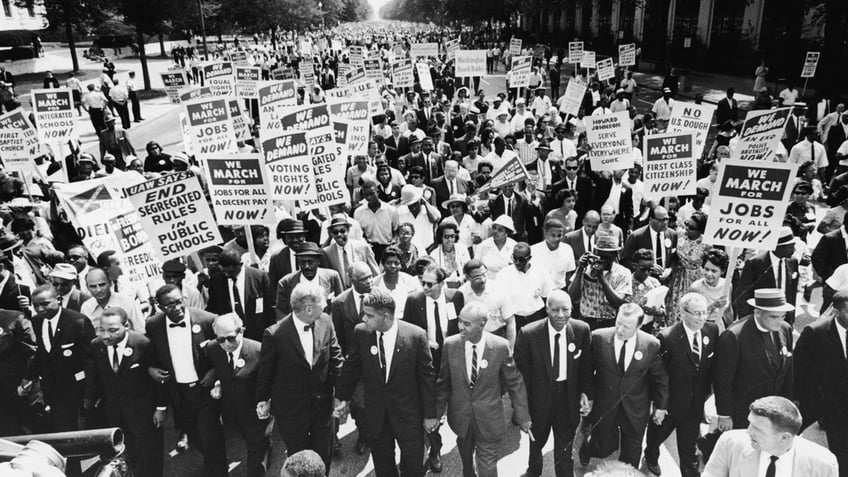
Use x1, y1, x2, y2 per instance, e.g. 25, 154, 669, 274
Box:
731, 107, 791, 162
32, 89, 77, 143
643, 133, 696, 200
125, 171, 222, 260
204, 154, 275, 225
704, 159, 797, 250
586, 111, 633, 171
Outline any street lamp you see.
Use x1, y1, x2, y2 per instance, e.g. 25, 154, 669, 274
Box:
318, 1, 325, 29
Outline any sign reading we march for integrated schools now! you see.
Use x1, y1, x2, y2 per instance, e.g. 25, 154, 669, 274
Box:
585, 111, 633, 171
125, 171, 222, 260
643, 132, 696, 200
31, 89, 76, 143
204, 154, 275, 225
731, 107, 792, 162
184, 97, 238, 157
704, 159, 797, 250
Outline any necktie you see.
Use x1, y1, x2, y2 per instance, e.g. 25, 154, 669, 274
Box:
618, 340, 627, 373
169, 321, 186, 328
303, 323, 315, 332
765, 455, 778, 477
506, 197, 512, 216
449, 180, 453, 194
552, 332, 561, 380
378, 332, 387, 379
358, 294, 365, 318
764, 331, 779, 367
113, 280, 119, 292
112, 344, 120, 373
228, 351, 235, 371
692, 332, 700, 363
655, 232, 663, 267
777, 258, 785, 290
811, 141, 815, 164
433, 301, 443, 348
342, 248, 351, 286
232, 281, 245, 318
47, 320, 54, 345
470, 344, 478, 388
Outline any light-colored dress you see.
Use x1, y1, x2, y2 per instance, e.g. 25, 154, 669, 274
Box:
665, 235, 708, 322
689, 278, 731, 333
754, 65, 769, 93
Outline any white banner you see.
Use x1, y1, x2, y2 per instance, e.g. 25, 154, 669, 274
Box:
454, 50, 486, 77
411, 42, 438, 59
559, 77, 587, 117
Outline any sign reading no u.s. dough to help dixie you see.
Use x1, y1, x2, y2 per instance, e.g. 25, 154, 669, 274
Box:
31, 89, 76, 143
643, 132, 696, 200
124, 171, 222, 260
730, 107, 791, 162
0, 109, 39, 166
203, 62, 235, 97
704, 159, 797, 250
262, 130, 316, 201
585, 111, 633, 171
204, 153, 275, 225
454, 50, 486, 77
183, 97, 238, 158
668, 102, 716, 159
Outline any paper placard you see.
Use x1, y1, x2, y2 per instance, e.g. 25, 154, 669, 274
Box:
643, 132, 697, 199
585, 111, 633, 171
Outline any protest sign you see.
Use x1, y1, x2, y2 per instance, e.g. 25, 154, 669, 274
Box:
125, 171, 222, 260
596, 58, 615, 81
510, 56, 532, 88
161, 71, 188, 103
731, 107, 792, 162
568, 41, 584, 63
204, 154, 274, 225
349, 45, 365, 66
454, 50, 486, 77
585, 111, 633, 171
477, 156, 530, 194
416, 62, 434, 90
445, 38, 460, 60
258, 80, 298, 135
331, 39, 344, 51
300, 40, 313, 57
179, 112, 195, 158
270, 67, 294, 80
364, 58, 383, 85
299, 59, 316, 86
328, 100, 370, 121
668, 102, 716, 159
235, 66, 261, 99
392, 59, 414, 88
31, 89, 76, 143
703, 159, 797, 250
0, 109, 39, 167
619, 43, 636, 66
203, 62, 235, 97
108, 211, 161, 285
228, 99, 250, 142
178, 86, 213, 102
326, 81, 382, 119
580, 51, 596, 69
262, 130, 316, 201
229, 50, 248, 66
509, 37, 522, 56
643, 132, 696, 200
329, 101, 370, 155
533, 44, 546, 60
559, 77, 588, 117
801, 51, 820, 78
347, 66, 367, 85
183, 97, 238, 157
411, 42, 438, 59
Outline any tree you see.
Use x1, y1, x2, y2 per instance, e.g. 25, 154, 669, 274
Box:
24, 0, 109, 72
114, 0, 176, 90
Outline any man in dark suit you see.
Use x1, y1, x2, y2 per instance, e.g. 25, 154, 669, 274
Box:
794, 289, 848, 475
48, 263, 91, 313
84, 308, 164, 477
402, 264, 464, 472
146, 284, 227, 477
514, 290, 593, 477
269, 219, 308, 287
385, 122, 411, 165
324, 216, 380, 287
207, 313, 271, 477
579, 303, 669, 468
585, 167, 634, 232
0, 304, 36, 435
24, 285, 95, 476
620, 205, 678, 274
433, 161, 470, 217
643, 293, 719, 477
782, 105, 807, 151
564, 210, 601, 263
812, 215, 848, 311
715, 88, 739, 126
489, 182, 530, 241
714, 288, 794, 431
257, 281, 342, 471
276, 243, 344, 318
205, 249, 274, 341
734, 227, 800, 322
550, 157, 594, 222
0, 257, 30, 312
336, 288, 438, 477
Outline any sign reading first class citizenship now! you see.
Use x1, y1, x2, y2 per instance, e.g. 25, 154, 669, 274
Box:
31, 89, 76, 143
643, 132, 696, 200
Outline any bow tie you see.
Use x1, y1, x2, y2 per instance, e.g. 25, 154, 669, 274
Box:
303, 323, 315, 332
168, 321, 187, 328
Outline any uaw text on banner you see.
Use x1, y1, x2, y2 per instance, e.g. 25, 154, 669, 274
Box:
643, 132, 696, 200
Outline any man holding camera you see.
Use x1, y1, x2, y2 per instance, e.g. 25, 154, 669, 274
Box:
567, 234, 632, 330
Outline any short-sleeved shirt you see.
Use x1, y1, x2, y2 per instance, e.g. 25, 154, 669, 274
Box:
80, 292, 145, 331
579, 262, 632, 321
459, 282, 515, 333
498, 264, 554, 316
530, 241, 576, 289
354, 201, 398, 246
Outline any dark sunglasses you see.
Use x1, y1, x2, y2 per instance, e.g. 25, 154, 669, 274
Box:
215, 333, 241, 344
565, 166, 579, 170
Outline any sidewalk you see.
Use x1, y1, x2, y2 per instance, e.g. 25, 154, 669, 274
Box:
632, 69, 757, 108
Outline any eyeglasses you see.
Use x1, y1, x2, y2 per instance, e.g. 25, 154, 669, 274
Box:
420, 280, 439, 287
565, 166, 578, 170
160, 299, 184, 310
442, 234, 457, 240
683, 308, 709, 317
215, 333, 241, 344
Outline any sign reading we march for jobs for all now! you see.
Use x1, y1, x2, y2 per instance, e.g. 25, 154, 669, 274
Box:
183, 97, 238, 157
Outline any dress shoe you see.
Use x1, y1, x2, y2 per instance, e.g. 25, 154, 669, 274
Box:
356, 438, 368, 455
578, 441, 591, 466
427, 454, 443, 473
645, 459, 662, 476
176, 433, 189, 452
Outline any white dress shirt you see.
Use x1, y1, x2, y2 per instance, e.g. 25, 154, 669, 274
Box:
614, 335, 637, 371
756, 445, 795, 477
41, 309, 62, 354
228, 268, 246, 314
548, 322, 567, 381
166, 311, 200, 383
582, 229, 595, 254
604, 181, 623, 214
837, 320, 848, 359
499, 264, 554, 315
226, 341, 243, 371
426, 294, 450, 349
108, 332, 130, 369
682, 323, 701, 359
464, 334, 487, 381
292, 314, 314, 367
768, 252, 787, 289
378, 319, 399, 382
649, 230, 668, 266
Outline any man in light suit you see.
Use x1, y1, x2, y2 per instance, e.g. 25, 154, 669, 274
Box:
703, 396, 838, 477
276, 242, 344, 318
206, 249, 274, 341
335, 288, 438, 477
324, 216, 379, 288
579, 303, 669, 468
734, 227, 800, 323
620, 205, 678, 275
48, 263, 91, 313
436, 301, 532, 477
514, 290, 593, 477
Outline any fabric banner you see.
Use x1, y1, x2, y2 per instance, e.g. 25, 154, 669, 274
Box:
585, 111, 633, 171
731, 107, 792, 162
0, 109, 39, 166
643, 132, 697, 200
31, 89, 76, 143
568, 42, 584, 63
596, 58, 615, 81
262, 130, 317, 201
235, 67, 261, 99
203, 62, 235, 97
204, 154, 274, 225
703, 159, 798, 250
509, 38, 522, 55
559, 77, 587, 117
125, 171, 222, 260
258, 80, 298, 136
667, 102, 716, 159
183, 97, 238, 157
619, 43, 636, 66
410, 42, 438, 59
161, 71, 188, 103
416, 63, 434, 91
477, 156, 530, 195
511, 56, 532, 88
454, 50, 486, 77
392, 59, 414, 88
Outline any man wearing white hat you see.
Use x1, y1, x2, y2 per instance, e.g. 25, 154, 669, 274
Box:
396, 184, 439, 253
48, 263, 91, 313
475, 215, 517, 282
734, 226, 799, 323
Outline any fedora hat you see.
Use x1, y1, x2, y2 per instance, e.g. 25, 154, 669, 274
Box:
491, 215, 515, 234
747, 288, 795, 312
328, 215, 351, 230
281, 219, 306, 235
399, 184, 423, 206
593, 234, 621, 253
49, 262, 78, 281
295, 242, 324, 257
775, 226, 795, 247
535, 143, 553, 152
441, 193, 468, 211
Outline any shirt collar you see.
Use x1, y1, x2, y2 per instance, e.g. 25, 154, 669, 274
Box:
379, 318, 399, 340
547, 321, 566, 339
229, 340, 243, 359
464, 333, 486, 349
292, 313, 313, 332
115, 332, 130, 349
48, 309, 62, 322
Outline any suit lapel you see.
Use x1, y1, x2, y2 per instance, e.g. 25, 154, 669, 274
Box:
285, 318, 309, 367
312, 319, 324, 366
607, 333, 620, 376
565, 322, 575, 380
539, 324, 553, 381
157, 316, 174, 370
677, 323, 699, 369
828, 320, 848, 374
386, 326, 404, 382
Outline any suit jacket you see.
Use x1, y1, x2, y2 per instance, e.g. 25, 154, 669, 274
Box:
0, 275, 30, 312
514, 318, 593, 426
205, 268, 274, 341
28, 308, 95, 404
385, 134, 410, 158
550, 175, 594, 222
794, 317, 848, 428
0, 309, 36, 390
433, 176, 469, 217
658, 321, 718, 419
564, 228, 592, 261
331, 289, 362, 357
812, 229, 848, 281
733, 251, 798, 320
275, 268, 344, 317
588, 328, 670, 433
268, 246, 330, 287
585, 166, 635, 231
715, 97, 739, 126
436, 333, 530, 441
336, 320, 437, 441
323, 239, 380, 287
207, 337, 265, 426
416, 108, 435, 130
402, 289, 464, 370
713, 317, 794, 424
702, 430, 838, 477
782, 114, 804, 151
620, 225, 679, 271
63, 288, 91, 313
489, 192, 530, 240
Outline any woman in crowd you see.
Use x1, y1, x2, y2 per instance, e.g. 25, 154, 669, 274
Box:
630, 248, 665, 332
376, 164, 402, 204
393, 222, 420, 275
474, 215, 516, 282
598, 204, 625, 247
373, 245, 421, 318
428, 221, 470, 286
665, 211, 709, 322
545, 189, 577, 235
689, 247, 732, 331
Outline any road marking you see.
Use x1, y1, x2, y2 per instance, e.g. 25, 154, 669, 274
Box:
228, 461, 240, 472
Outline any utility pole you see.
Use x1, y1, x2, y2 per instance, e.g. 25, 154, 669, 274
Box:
197, 0, 209, 57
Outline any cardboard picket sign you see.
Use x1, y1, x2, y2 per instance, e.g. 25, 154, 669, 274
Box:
454, 50, 486, 77
619, 43, 636, 66
392, 59, 414, 88
328, 101, 370, 156
124, 171, 223, 260
325, 81, 382, 119
31, 89, 77, 143
596, 58, 615, 82
179, 112, 195, 158
347, 67, 367, 85
477, 156, 530, 195
667, 102, 716, 159
445, 38, 460, 60
509, 38, 522, 56
364, 59, 383, 85
203, 62, 235, 97
416, 63, 434, 91
227, 99, 250, 142
235, 67, 261, 99
299, 59, 316, 87
257, 80, 298, 136
230, 50, 249, 67
731, 107, 792, 162
0, 109, 39, 167
585, 111, 633, 171
161, 71, 188, 103
183, 97, 238, 158
703, 159, 797, 250
108, 211, 161, 285
568, 42, 584, 63
349, 46, 365, 66
533, 44, 546, 60
511, 56, 532, 88
178, 86, 213, 103
643, 132, 697, 200
580, 51, 596, 69
262, 130, 316, 201
204, 154, 275, 225
801, 51, 820, 78
410, 42, 438, 59
559, 77, 587, 116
